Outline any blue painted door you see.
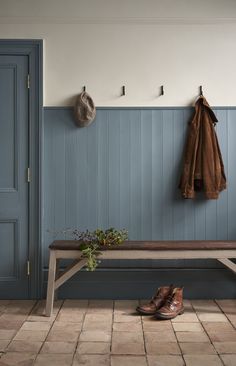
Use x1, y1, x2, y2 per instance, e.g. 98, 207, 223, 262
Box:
0, 55, 29, 298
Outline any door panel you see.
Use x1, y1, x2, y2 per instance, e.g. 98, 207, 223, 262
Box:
0, 55, 29, 298
0, 221, 18, 279
0, 65, 16, 190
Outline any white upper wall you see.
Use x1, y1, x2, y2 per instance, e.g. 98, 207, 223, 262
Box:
0, 0, 236, 106
1, 0, 236, 19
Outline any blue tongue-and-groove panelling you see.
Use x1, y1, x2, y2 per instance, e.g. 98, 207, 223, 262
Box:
42, 107, 236, 298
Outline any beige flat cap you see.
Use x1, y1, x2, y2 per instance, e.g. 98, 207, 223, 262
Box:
74, 91, 96, 127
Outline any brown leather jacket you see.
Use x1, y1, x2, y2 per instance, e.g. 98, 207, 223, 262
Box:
179, 96, 226, 199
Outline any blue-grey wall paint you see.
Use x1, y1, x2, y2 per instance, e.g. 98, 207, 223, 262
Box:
43, 107, 236, 299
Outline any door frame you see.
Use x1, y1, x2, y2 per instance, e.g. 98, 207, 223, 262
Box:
0, 40, 43, 299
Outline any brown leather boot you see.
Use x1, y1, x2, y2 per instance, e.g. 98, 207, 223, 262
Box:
155, 287, 184, 320
136, 285, 174, 315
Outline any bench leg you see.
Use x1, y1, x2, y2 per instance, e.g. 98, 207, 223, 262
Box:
54, 259, 60, 301
218, 258, 236, 274
45, 250, 57, 317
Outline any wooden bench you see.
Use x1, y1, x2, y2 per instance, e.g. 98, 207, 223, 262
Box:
45, 240, 236, 316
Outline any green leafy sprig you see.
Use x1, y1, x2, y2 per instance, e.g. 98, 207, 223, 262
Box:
73, 228, 128, 271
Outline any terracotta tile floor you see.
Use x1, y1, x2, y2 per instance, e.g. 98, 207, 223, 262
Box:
0, 299, 235, 365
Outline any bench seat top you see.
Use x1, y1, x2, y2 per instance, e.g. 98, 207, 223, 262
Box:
49, 240, 236, 251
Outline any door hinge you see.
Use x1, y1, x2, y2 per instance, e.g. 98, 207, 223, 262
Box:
27, 167, 31, 183
27, 260, 30, 276
27, 74, 30, 89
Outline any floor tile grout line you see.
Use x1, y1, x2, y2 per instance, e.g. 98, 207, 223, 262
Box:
209, 300, 236, 366
213, 298, 233, 319
36, 299, 65, 359
200, 321, 221, 356
222, 312, 236, 331
191, 300, 224, 364
215, 299, 236, 331
109, 300, 115, 364
140, 311, 149, 366
26, 300, 39, 318
170, 315, 186, 366
4, 300, 45, 357
70, 300, 89, 366
109, 300, 114, 363
5, 300, 36, 328
218, 353, 227, 366
0, 339, 13, 358
2, 299, 64, 363
213, 299, 227, 314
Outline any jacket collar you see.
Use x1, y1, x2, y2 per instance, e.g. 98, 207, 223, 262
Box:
195, 96, 218, 124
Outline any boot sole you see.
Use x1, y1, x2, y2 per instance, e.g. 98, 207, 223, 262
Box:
155, 308, 185, 320
136, 307, 157, 316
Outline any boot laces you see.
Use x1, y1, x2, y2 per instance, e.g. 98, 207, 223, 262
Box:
166, 295, 173, 305
165, 294, 177, 308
